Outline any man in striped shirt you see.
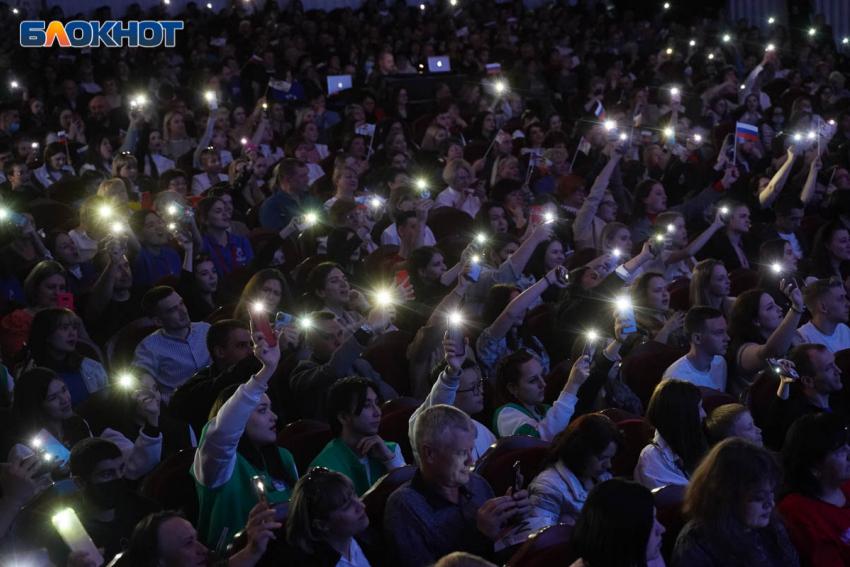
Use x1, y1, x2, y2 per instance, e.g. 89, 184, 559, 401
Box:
132, 286, 212, 403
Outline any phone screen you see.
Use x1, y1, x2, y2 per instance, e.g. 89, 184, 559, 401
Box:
250, 310, 277, 347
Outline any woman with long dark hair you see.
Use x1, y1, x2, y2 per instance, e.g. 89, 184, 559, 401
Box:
807, 221, 850, 284
725, 282, 804, 396
25, 307, 108, 406
529, 414, 622, 526
569, 479, 666, 567
192, 331, 298, 551
196, 195, 254, 278
626, 271, 687, 352
672, 438, 799, 567
635, 379, 708, 489
689, 259, 734, 322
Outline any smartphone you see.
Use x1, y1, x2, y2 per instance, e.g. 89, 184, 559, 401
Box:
57, 293, 74, 312
273, 312, 292, 330
52, 509, 104, 567
768, 358, 799, 379
448, 314, 464, 344
22, 451, 54, 477
250, 309, 277, 347
251, 474, 269, 505
33, 429, 72, 464
529, 205, 543, 225
618, 297, 637, 334
608, 249, 621, 271
554, 266, 568, 285
582, 334, 597, 359
5, 210, 28, 227
467, 262, 482, 282
513, 460, 522, 492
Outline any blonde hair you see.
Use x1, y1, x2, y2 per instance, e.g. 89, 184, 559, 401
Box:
97, 178, 128, 200
332, 165, 358, 186
421, 124, 449, 152
286, 469, 357, 554
491, 155, 518, 186
542, 148, 567, 162
442, 159, 474, 187
599, 221, 629, 254
162, 110, 185, 141
228, 158, 249, 182
110, 153, 137, 178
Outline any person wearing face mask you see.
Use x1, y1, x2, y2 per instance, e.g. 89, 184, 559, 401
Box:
386, 404, 533, 567
672, 438, 799, 567
529, 414, 622, 527
569, 479, 667, 567
37, 438, 162, 566
192, 330, 298, 551
778, 412, 850, 567
492, 350, 590, 440
290, 310, 397, 421
724, 283, 804, 396
197, 196, 253, 278
310, 377, 405, 496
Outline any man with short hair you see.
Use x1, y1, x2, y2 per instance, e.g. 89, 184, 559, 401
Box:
385, 405, 532, 566
758, 194, 808, 258
662, 306, 729, 391
42, 438, 160, 565
290, 311, 397, 420
259, 158, 321, 229
0, 158, 40, 209
127, 508, 275, 567
169, 319, 258, 434
796, 278, 850, 353
0, 104, 20, 141
83, 240, 144, 345
310, 377, 405, 496
765, 343, 846, 449
132, 286, 212, 402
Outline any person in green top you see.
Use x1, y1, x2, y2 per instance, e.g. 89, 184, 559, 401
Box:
191, 328, 298, 554
309, 376, 406, 496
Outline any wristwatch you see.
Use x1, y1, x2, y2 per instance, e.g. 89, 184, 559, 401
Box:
354, 323, 374, 345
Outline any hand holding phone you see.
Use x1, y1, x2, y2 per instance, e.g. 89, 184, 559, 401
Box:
52, 509, 104, 567
250, 306, 277, 347
617, 296, 637, 334
251, 474, 269, 505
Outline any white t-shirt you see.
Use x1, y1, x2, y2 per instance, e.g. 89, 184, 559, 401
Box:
336, 538, 372, 567
661, 355, 727, 391
795, 322, 850, 354
380, 224, 437, 247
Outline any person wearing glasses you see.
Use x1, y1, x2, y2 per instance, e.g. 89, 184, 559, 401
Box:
408, 335, 494, 464
285, 468, 381, 567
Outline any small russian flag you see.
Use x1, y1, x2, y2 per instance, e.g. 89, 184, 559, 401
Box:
735, 122, 759, 142
486, 63, 501, 75
57, 131, 67, 145
594, 102, 606, 121
577, 137, 592, 155
532, 156, 551, 174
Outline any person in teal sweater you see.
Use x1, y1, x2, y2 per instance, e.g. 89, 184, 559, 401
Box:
192, 329, 298, 554
309, 377, 405, 496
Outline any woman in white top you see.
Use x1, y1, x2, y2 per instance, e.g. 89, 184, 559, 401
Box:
529, 414, 621, 526
298, 121, 330, 164
141, 129, 176, 177
323, 166, 359, 211
161, 109, 197, 161
191, 147, 229, 196
32, 142, 76, 190
434, 159, 481, 219
635, 378, 708, 490
653, 210, 726, 283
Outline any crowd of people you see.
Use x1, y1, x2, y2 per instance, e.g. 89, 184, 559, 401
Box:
1, 0, 850, 566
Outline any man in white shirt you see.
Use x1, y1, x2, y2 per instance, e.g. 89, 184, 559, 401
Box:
796, 277, 850, 353
662, 306, 729, 391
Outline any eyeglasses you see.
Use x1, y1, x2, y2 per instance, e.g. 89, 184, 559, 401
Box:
457, 378, 484, 396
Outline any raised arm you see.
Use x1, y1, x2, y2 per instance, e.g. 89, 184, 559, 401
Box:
738, 281, 804, 372
193, 114, 217, 169
508, 222, 553, 276
759, 146, 799, 209
85, 239, 124, 322
574, 149, 623, 241
666, 211, 726, 265
800, 157, 822, 207
488, 266, 568, 339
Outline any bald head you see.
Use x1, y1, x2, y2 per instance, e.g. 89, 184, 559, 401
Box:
89, 95, 109, 120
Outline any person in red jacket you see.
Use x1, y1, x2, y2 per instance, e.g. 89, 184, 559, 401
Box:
777, 412, 850, 567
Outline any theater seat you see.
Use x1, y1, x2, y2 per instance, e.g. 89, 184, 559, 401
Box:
138, 448, 199, 523
106, 317, 157, 372
611, 419, 654, 478
599, 408, 643, 423
75, 338, 105, 365
473, 435, 550, 495
835, 349, 850, 407
653, 484, 687, 563
292, 254, 328, 291
378, 397, 421, 463
728, 268, 759, 297
276, 419, 334, 475
362, 464, 418, 531
504, 523, 575, 567
620, 343, 687, 409
426, 207, 474, 242
742, 370, 775, 430
363, 331, 415, 396
699, 386, 737, 414
74, 387, 115, 435
29, 199, 78, 232
203, 303, 237, 324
